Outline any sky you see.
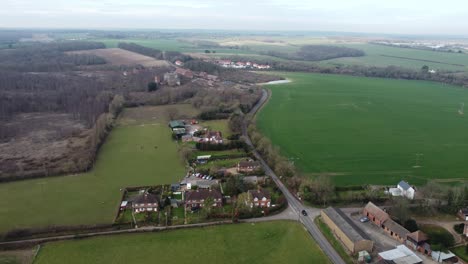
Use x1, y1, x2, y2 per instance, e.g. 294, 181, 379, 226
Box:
1, 0, 467, 35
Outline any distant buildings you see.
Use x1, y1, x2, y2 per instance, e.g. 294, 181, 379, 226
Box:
214, 59, 271, 70
164, 72, 181, 86
237, 160, 261, 173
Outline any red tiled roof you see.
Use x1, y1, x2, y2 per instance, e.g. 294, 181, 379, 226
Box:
364, 202, 389, 222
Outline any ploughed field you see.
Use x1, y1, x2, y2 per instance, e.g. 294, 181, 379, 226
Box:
257, 72, 468, 186
34, 221, 330, 264
0, 105, 191, 233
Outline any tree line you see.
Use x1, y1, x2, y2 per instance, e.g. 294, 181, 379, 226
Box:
262, 45, 365, 61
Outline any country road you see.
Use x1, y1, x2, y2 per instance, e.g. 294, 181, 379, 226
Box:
243, 88, 346, 264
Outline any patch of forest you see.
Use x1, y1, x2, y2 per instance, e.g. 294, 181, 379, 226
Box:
262, 45, 365, 61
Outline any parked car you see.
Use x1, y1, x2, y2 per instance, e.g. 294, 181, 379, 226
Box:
301, 210, 308, 216
360, 216, 369, 223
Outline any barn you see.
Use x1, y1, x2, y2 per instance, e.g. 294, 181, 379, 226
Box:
321, 207, 374, 253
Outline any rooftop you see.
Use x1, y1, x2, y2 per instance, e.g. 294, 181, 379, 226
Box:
248, 189, 271, 200
398, 180, 411, 190
323, 207, 372, 243
364, 202, 389, 222
378, 245, 422, 264
407, 231, 429, 243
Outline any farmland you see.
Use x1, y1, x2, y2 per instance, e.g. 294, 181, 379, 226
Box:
67, 48, 170, 67
0, 105, 191, 233
257, 72, 468, 186
34, 221, 330, 264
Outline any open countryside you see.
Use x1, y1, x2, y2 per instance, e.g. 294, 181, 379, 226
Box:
257, 72, 468, 186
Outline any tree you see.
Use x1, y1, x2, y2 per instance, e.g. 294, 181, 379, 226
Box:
391, 197, 410, 224
178, 145, 193, 163
236, 192, 253, 211
166, 107, 179, 120
421, 65, 429, 73
204, 50, 211, 53
201, 197, 214, 218
147, 81, 158, 92
404, 219, 419, 232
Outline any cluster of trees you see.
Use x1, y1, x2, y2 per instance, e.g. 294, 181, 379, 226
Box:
248, 124, 295, 178
195, 140, 247, 151
262, 45, 365, 61
118, 42, 163, 59
0, 41, 106, 72
117, 42, 191, 62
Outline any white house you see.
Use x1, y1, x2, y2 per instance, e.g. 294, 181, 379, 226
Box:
397, 180, 415, 200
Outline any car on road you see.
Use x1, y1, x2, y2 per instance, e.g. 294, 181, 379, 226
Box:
301, 210, 308, 216
359, 216, 369, 223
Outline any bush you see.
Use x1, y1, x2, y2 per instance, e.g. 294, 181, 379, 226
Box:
454, 223, 465, 234
147, 82, 158, 92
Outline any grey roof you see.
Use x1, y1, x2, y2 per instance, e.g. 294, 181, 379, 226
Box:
398, 181, 411, 190
385, 219, 410, 238
323, 207, 372, 243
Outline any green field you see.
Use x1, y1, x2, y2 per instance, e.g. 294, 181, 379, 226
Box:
34, 221, 330, 264
452, 245, 468, 262
322, 44, 468, 72
257, 72, 468, 186
0, 106, 187, 233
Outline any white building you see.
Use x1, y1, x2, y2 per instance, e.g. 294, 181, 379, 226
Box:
397, 181, 415, 200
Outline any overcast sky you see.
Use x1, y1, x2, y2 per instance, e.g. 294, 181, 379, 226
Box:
1, 0, 467, 35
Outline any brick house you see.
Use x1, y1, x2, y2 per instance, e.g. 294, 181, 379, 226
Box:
248, 189, 271, 208
237, 160, 261, 173
185, 189, 222, 209
132, 192, 160, 213
175, 68, 193, 79
201, 131, 223, 144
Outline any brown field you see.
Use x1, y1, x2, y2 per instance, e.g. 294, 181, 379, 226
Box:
67, 48, 171, 67
0, 113, 92, 181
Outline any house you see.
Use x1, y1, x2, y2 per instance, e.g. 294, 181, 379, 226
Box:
164, 72, 180, 86
175, 68, 194, 79
321, 207, 374, 253
185, 189, 223, 209
406, 231, 431, 255
457, 207, 468, 221
378, 245, 423, 264
248, 189, 271, 208
237, 160, 261, 173
175, 60, 183, 66
397, 180, 416, 199
120, 201, 128, 211
132, 192, 160, 213
363, 202, 410, 243
201, 131, 223, 144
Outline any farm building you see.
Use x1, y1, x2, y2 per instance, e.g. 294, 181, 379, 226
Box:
247, 189, 271, 208
175, 68, 194, 79
388, 180, 416, 200
169, 120, 186, 136
321, 207, 374, 253
406, 231, 431, 255
196, 155, 211, 164
378, 245, 422, 264
458, 207, 468, 221
132, 192, 160, 213
185, 189, 223, 209
237, 160, 261, 173
363, 202, 410, 243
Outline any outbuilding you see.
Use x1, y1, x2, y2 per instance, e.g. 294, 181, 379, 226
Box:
321, 207, 374, 253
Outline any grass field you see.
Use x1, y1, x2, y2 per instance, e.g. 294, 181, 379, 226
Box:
34, 221, 330, 264
322, 44, 468, 72
0, 105, 191, 233
257, 72, 468, 186
315, 217, 354, 264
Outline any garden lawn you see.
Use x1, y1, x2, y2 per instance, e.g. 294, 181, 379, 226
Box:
0, 106, 186, 233
452, 245, 468, 262
34, 221, 330, 264
257, 72, 468, 186
200, 119, 232, 137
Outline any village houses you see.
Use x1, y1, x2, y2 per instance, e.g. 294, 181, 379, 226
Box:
247, 189, 271, 208
237, 160, 261, 173
132, 191, 160, 213
185, 189, 223, 209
